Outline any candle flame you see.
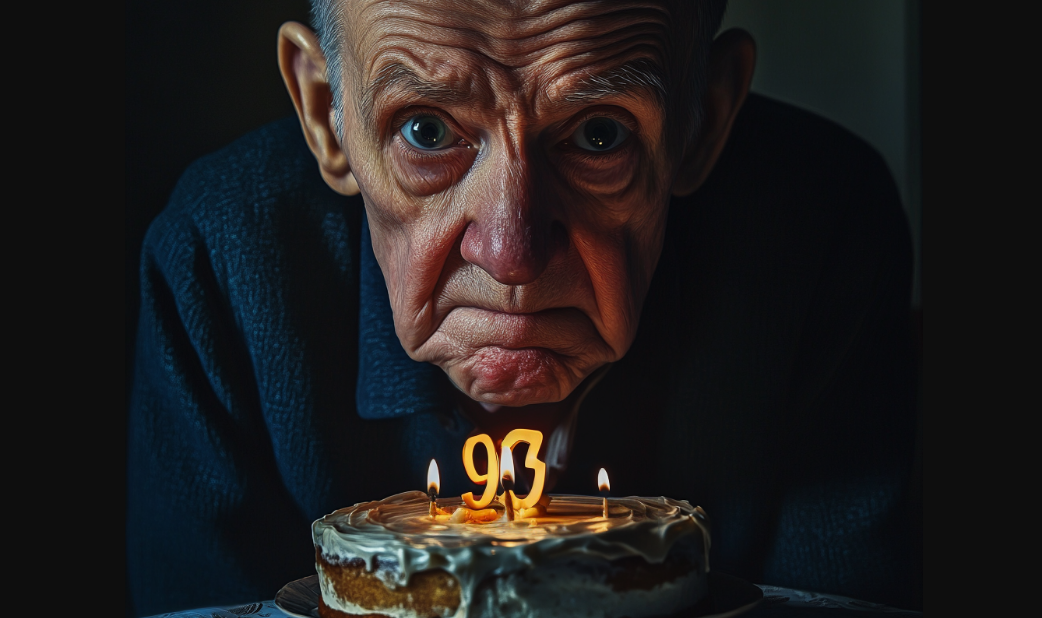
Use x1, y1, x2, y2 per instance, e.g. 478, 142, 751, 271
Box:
598, 468, 610, 492
501, 444, 514, 483
428, 459, 440, 494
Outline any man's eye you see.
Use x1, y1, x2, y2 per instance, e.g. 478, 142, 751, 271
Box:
570, 117, 630, 152
401, 116, 455, 150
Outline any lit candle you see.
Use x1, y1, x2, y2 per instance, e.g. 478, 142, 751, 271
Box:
598, 468, 610, 518
427, 459, 440, 518
500, 443, 516, 521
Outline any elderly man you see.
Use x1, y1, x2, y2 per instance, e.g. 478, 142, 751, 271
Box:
128, 0, 918, 614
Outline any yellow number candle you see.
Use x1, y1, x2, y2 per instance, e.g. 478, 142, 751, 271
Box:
462, 434, 499, 509
501, 429, 546, 510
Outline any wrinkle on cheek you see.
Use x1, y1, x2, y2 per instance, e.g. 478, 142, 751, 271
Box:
568, 228, 642, 356
385, 201, 472, 353
369, 225, 414, 321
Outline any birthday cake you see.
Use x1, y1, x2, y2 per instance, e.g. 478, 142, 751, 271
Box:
312, 490, 711, 618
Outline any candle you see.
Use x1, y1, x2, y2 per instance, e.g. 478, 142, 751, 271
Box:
500, 429, 546, 510
598, 468, 610, 518
462, 429, 547, 511
427, 459, 440, 517
500, 443, 515, 521
462, 434, 500, 509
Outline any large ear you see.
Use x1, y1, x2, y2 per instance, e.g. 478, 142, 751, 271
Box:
671, 28, 756, 197
278, 21, 360, 196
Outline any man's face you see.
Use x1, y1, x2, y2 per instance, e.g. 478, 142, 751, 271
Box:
337, 0, 688, 407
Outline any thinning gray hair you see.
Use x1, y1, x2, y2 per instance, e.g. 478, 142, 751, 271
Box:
308, 0, 728, 143
310, 0, 348, 138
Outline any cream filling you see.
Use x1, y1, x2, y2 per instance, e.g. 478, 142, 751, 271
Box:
314, 491, 710, 618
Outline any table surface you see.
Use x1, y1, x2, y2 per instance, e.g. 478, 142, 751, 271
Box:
145, 583, 922, 618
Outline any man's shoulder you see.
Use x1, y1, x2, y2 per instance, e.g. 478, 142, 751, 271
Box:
161, 116, 321, 223
724, 94, 904, 219
727, 93, 897, 188
698, 93, 910, 254
143, 117, 356, 265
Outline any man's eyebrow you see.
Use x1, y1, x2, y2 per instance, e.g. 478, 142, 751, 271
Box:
360, 63, 472, 129
560, 59, 668, 109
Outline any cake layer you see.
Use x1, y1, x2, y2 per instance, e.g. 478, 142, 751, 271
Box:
313, 491, 710, 618
316, 553, 460, 617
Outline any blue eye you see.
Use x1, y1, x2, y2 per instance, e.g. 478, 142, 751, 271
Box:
571, 117, 630, 152
401, 116, 455, 150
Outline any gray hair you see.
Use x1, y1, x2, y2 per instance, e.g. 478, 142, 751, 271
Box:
308, 0, 728, 143
310, 0, 348, 138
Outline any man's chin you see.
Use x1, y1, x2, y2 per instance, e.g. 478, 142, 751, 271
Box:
447, 347, 582, 407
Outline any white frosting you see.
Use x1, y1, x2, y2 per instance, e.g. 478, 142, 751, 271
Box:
313, 491, 710, 618
466, 561, 707, 618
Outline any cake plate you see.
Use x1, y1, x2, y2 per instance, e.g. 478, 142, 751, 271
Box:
275, 571, 762, 618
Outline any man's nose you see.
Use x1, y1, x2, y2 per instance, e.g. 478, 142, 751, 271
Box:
460, 162, 562, 286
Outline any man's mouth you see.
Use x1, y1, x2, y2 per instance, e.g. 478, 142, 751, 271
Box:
437, 306, 600, 354
465, 346, 570, 399
421, 305, 609, 404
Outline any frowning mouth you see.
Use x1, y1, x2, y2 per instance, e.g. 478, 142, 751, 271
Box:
409, 302, 617, 406
438, 306, 601, 354
464, 345, 572, 399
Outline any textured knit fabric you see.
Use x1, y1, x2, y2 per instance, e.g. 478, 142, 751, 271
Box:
128, 94, 919, 616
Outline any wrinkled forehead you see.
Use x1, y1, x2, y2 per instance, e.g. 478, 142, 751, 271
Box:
341, 0, 681, 122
